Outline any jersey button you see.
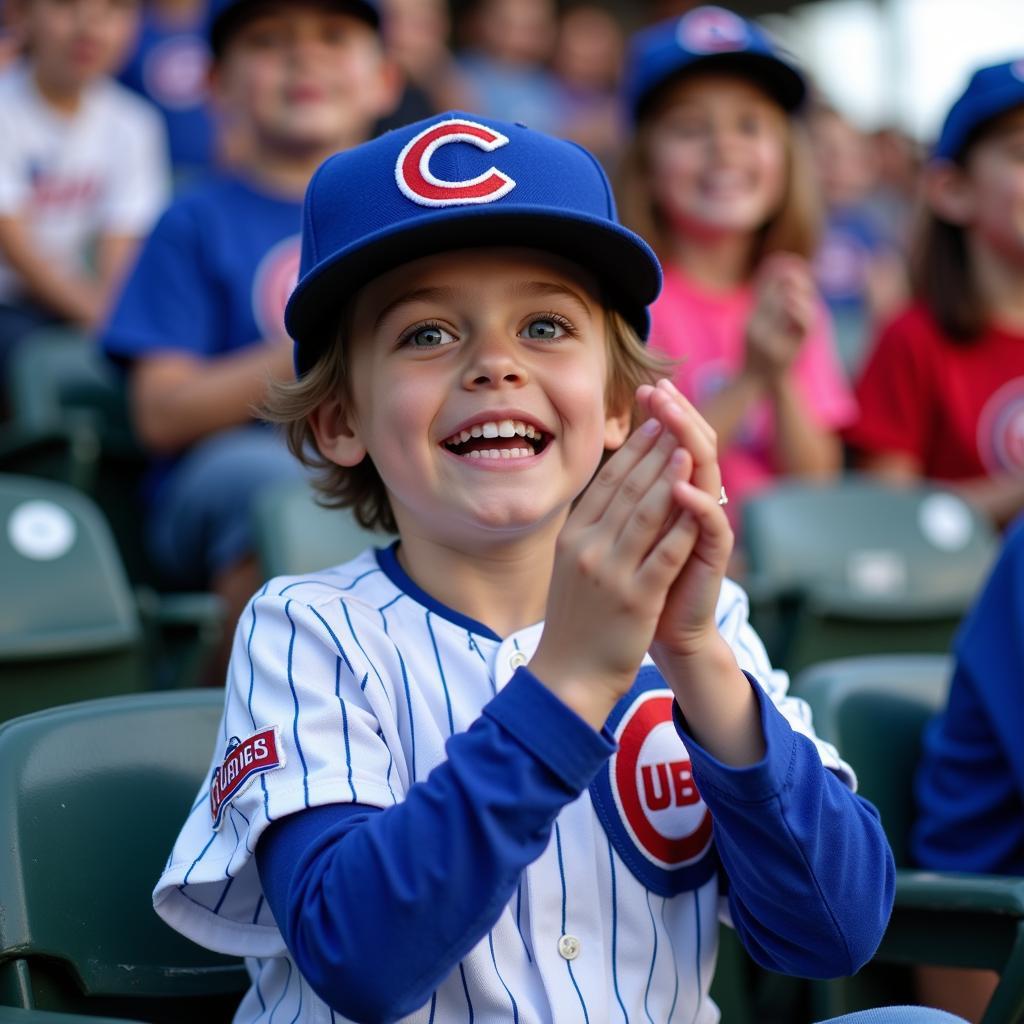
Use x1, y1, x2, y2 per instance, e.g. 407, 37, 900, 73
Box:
557, 934, 581, 960
509, 651, 527, 671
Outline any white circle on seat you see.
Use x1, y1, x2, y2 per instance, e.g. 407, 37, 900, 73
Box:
918, 493, 973, 552
7, 500, 77, 561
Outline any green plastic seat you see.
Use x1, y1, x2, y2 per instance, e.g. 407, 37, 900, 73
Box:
0, 690, 247, 1022
253, 478, 392, 579
742, 476, 998, 673
0, 473, 147, 720
796, 655, 1024, 1024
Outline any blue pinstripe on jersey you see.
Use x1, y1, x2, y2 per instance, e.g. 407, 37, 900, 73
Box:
555, 821, 590, 1024
284, 601, 312, 810
427, 991, 436, 1023
487, 930, 519, 1024
268, 957, 291, 1023
466, 632, 497, 695
334, 658, 358, 803
341, 600, 395, 714
252, 894, 264, 924
288, 973, 303, 1024
425, 611, 455, 736
660, 897, 680, 1022
458, 961, 474, 1022
308, 605, 356, 677
515, 881, 532, 963
691, 890, 703, 1024
643, 889, 659, 1024
253, 958, 266, 1014
380, 607, 417, 783
607, 836, 630, 1023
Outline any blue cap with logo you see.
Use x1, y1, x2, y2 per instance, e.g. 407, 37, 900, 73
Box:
934, 59, 1024, 161
285, 112, 662, 375
206, 0, 380, 55
624, 5, 806, 121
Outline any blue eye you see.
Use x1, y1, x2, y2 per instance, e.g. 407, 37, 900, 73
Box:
406, 324, 455, 348
521, 318, 567, 341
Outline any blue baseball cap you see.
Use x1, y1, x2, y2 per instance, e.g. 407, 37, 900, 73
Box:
624, 5, 806, 121
934, 60, 1024, 161
207, 0, 380, 56
285, 112, 662, 376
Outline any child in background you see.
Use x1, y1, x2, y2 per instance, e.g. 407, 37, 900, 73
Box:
846, 61, 1024, 530
151, 109, 918, 1024
102, 0, 394, 664
618, 6, 853, 537
0, 0, 169, 379
118, 0, 215, 182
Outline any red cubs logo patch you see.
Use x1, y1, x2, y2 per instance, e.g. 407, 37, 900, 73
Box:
252, 235, 301, 342
395, 118, 516, 207
210, 726, 283, 830
677, 6, 749, 53
977, 378, 1024, 475
611, 691, 713, 869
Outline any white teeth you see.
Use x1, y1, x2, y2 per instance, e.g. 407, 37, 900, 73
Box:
513, 421, 526, 437
443, 420, 546, 447
497, 420, 515, 438
482, 422, 499, 438
464, 448, 533, 460
470, 424, 483, 438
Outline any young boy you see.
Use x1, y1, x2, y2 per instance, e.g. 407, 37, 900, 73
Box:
101, 0, 394, 636
152, 113, 914, 1023
0, 0, 169, 376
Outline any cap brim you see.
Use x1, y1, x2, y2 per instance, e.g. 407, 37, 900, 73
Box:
634, 52, 806, 119
287, 207, 661, 375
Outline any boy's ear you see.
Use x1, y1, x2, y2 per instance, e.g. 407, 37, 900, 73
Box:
603, 401, 632, 452
309, 396, 367, 468
925, 160, 975, 226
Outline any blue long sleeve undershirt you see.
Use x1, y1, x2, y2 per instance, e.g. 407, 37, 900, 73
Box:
256, 667, 894, 1023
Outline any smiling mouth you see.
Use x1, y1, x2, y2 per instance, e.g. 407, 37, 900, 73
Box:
442, 419, 551, 460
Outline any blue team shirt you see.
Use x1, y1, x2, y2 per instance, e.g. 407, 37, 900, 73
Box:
103, 172, 302, 363
118, 9, 215, 177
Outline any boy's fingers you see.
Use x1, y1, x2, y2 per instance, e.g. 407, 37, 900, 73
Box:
634, 504, 699, 592
572, 415, 665, 526
593, 426, 682, 540
652, 383, 721, 499
614, 446, 692, 561
669, 480, 734, 564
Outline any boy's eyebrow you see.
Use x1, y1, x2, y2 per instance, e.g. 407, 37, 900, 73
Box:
372, 280, 594, 330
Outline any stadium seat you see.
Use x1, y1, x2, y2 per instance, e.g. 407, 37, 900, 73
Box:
253, 477, 392, 579
0, 690, 247, 1022
742, 476, 998, 673
0, 473, 222, 703
795, 655, 1024, 1024
0, 473, 147, 720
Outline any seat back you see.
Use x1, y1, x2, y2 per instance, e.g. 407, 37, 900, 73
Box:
794, 654, 952, 866
743, 477, 996, 670
0, 691, 247, 1020
0, 473, 146, 719
253, 478, 391, 579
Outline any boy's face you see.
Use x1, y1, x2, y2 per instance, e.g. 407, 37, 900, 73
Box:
211, 2, 390, 155
314, 247, 630, 547
13, 0, 140, 92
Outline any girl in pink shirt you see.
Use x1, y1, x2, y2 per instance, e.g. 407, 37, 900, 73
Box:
618, 6, 855, 529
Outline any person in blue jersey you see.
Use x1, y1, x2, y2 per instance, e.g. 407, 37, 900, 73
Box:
117, 0, 216, 183
912, 517, 1024, 1020
101, 0, 395, 663
153, 111, 966, 1024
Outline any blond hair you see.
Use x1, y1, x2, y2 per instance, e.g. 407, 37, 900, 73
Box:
263, 306, 672, 533
616, 89, 822, 270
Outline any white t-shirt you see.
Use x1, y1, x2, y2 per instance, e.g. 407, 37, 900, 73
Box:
0, 61, 170, 304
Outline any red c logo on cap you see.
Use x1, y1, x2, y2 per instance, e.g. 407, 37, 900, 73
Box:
396, 118, 516, 207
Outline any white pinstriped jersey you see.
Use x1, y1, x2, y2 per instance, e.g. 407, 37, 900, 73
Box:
154, 546, 854, 1024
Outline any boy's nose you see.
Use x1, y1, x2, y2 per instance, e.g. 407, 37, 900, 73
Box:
462, 336, 528, 389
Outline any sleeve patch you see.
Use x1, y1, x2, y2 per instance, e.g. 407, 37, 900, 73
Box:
210, 726, 285, 830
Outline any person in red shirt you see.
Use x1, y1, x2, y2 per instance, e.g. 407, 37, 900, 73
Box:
847, 60, 1024, 529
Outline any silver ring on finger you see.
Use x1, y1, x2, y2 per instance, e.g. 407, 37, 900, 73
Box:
717, 485, 728, 507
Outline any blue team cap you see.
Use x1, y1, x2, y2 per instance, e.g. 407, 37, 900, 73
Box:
207, 0, 380, 55
934, 59, 1024, 161
286, 111, 663, 375
624, 5, 806, 121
